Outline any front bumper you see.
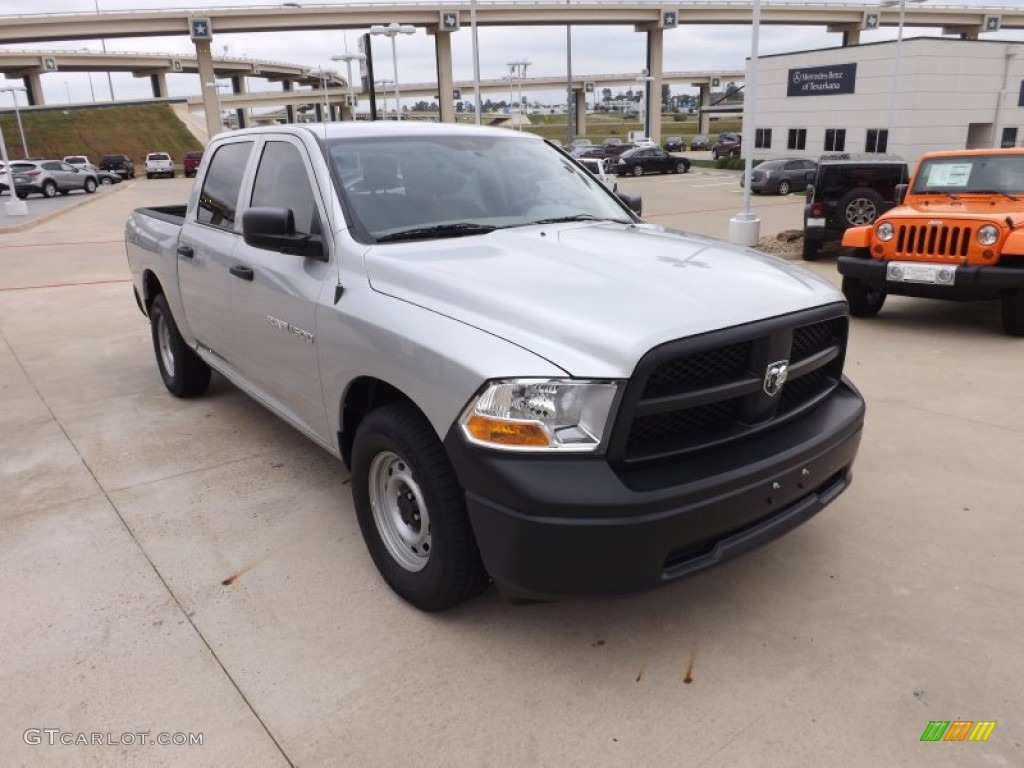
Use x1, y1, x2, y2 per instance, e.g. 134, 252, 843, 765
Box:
838, 256, 1024, 300
445, 381, 865, 600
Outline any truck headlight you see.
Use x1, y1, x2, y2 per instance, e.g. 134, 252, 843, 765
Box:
876, 222, 894, 242
977, 225, 1000, 246
460, 379, 619, 452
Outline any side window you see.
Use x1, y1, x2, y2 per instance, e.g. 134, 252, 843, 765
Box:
42, 161, 61, 171
197, 141, 253, 230
250, 141, 320, 237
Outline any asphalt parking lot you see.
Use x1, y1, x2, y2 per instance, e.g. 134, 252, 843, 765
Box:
1, 175, 1021, 767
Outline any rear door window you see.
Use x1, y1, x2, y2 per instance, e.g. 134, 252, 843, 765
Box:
197, 141, 254, 230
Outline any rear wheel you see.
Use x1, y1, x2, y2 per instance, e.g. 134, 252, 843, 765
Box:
632, 165, 644, 177
842, 276, 886, 318
149, 294, 211, 398
675, 161, 689, 174
42, 180, 57, 198
838, 188, 884, 227
1002, 289, 1024, 336
352, 402, 489, 611
84, 178, 97, 193
776, 179, 792, 195
802, 238, 821, 261
100, 176, 113, 186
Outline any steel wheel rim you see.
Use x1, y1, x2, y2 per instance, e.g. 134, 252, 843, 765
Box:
369, 451, 431, 572
156, 314, 175, 378
847, 199, 877, 226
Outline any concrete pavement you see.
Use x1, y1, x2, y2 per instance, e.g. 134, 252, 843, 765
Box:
1, 175, 1020, 767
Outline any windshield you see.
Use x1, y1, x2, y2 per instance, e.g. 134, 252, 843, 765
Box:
326, 134, 631, 241
912, 154, 1024, 196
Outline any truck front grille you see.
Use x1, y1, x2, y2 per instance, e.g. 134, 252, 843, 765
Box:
895, 224, 972, 259
608, 307, 848, 467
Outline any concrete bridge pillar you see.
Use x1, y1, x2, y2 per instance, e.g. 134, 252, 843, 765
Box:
574, 87, 587, 136
150, 71, 168, 98
231, 75, 248, 129
282, 79, 295, 123
431, 29, 455, 123
22, 72, 44, 106
194, 40, 222, 140
645, 27, 664, 143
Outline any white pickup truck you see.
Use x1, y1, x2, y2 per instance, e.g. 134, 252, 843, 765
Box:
125, 123, 865, 611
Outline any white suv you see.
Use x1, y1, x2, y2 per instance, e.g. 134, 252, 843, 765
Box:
145, 152, 175, 179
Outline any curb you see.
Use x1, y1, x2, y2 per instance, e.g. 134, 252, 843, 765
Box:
0, 181, 134, 234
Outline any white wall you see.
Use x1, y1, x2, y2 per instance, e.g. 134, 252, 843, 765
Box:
747, 38, 1024, 166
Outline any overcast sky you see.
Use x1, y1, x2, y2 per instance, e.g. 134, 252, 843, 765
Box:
2, 0, 1023, 106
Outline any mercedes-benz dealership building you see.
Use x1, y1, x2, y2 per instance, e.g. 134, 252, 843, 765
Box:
746, 38, 1024, 164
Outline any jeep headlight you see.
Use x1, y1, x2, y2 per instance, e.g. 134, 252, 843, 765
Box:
876, 222, 894, 242
460, 379, 619, 452
977, 225, 1000, 246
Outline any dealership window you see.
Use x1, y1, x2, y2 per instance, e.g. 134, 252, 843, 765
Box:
787, 128, 807, 150
824, 128, 847, 152
755, 128, 772, 149
1001, 127, 1019, 148
865, 129, 889, 154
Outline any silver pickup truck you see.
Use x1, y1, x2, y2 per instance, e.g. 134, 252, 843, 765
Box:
126, 123, 865, 611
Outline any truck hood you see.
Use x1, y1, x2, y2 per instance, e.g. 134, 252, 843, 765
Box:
364, 223, 842, 378
896, 200, 1023, 218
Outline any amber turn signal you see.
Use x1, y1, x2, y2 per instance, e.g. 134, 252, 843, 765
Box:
464, 415, 550, 447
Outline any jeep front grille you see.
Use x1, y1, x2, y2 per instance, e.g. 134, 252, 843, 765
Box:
608, 307, 848, 467
895, 224, 972, 259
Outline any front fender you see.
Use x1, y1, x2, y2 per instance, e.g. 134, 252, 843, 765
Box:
841, 226, 873, 249
1004, 228, 1024, 256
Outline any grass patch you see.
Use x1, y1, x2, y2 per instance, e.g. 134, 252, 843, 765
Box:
0, 104, 203, 164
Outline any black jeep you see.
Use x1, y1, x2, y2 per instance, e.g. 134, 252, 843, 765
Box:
802, 154, 909, 260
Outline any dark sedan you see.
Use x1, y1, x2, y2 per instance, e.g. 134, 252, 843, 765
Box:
689, 134, 711, 151
613, 147, 690, 177
663, 136, 686, 152
741, 157, 818, 195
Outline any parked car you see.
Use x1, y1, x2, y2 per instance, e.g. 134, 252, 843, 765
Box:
99, 154, 135, 179
689, 134, 711, 151
613, 146, 690, 176
570, 138, 593, 150
145, 152, 175, 179
579, 157, 618, 194
837, 148, 1024, 335
663, 136, 686, 152
63, 155, 93, 170
802, 153, 909, 260
125, 123, 863, 611
741, 158, 818, 195
183, 150, 205, 178
8, 159, 99, 198
711, 132, 742, 159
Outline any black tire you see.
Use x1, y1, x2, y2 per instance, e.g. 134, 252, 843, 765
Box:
842, 276, 887, 318
352, 402, 489, 611
838, 188, 884, 228
59, 190, 70, 196
802, 238, 821, 261
1002, 289, 1024, 336
42, 180, 57, 198
632, 165, 644, 177
776, 179, 792, 195
149, 294, 211, 398
84, 178, 97, 193
16, 191, 28, 199
100, 177, 113, 186
675, 161, 688, 174
146, 173, 153, 179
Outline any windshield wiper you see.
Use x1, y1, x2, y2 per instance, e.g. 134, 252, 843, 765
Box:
969, 190, 1021, 202
375, 223, 496, 243
526, 214, 630, 225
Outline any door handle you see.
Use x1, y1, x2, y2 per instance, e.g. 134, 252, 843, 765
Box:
229, 265, 254, 281
177, 244, 194, 259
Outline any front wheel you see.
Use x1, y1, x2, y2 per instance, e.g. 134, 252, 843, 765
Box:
776, 180, 791, 195
84, 178, 97, 193
675, 162, 688, 174
1002, 289, 1024, 336
632, 165, 644, 177
842, 276, 887, 318
149, 294, 211, 397
352, 403, 489, 611
100, 177, 113, 186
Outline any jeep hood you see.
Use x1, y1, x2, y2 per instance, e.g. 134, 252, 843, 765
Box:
364, 223, 843, 378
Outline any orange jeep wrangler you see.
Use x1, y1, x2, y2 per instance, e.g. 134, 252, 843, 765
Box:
837, 148, 1024, 336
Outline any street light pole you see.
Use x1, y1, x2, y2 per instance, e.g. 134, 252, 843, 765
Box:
369, 23, 414, 122
331, 52, 366, 121
1, 121, 29, 217
636, 69, 653, 138
729, 0, 762, 247
884, 0, 929, 149
376, 80, 392, 119
0, 86, 29, 159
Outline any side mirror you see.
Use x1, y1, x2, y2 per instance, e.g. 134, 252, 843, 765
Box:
618, 193, 642, 216
894, 183, 908, 205
242, 206, 326, 261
